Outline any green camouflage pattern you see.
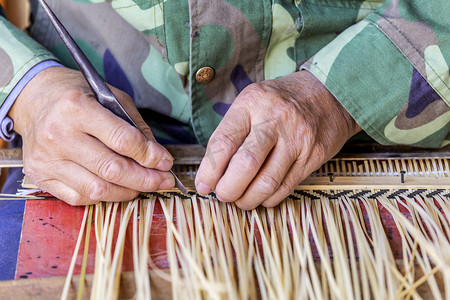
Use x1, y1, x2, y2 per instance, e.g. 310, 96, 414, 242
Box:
302, 0, 450, 148
0, 0, 449, 147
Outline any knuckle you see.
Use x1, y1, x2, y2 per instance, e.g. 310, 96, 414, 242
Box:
257, 173, 280, 196
97, 156, 125, 183
23, 162, 48, 188
279, 181, 293, 198
261, 185, 292, 208
141, 173, 161, 191
109, 124, 135, 154
211, 133, 239, 153
240, 83, 265, 100
22, 164, 37, 182
60, 91, 86, 115
87, 179, 109, 202
235, 149, 260, 171
33, 178, 50, 192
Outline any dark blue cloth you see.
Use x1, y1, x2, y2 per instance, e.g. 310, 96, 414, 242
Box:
0, 199, 25, 280
0, 2, 28, 280
0, 137, 25, 281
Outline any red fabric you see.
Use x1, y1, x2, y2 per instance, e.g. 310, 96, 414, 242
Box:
15, 197, 169, 279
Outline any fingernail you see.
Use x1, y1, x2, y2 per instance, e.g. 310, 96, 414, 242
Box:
159, 176, 175, 190
196, 181, 212, 195
156, 158, 173, 171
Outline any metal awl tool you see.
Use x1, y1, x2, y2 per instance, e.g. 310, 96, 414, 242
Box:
38, 0, 188, 194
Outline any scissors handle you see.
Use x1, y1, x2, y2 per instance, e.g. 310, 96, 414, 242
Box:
38, 0, 188, 194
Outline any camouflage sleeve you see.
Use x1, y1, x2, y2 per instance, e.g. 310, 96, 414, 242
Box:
301, 0, 450, 148
0, 13, 57, 106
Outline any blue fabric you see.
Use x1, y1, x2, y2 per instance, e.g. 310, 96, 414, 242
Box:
0, 60, 63, 141
0, 199, 25, 281
0, 137, 25, 281
104, 49, 135, 101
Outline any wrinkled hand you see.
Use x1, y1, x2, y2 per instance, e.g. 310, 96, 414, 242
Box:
195, 71, 361, 210
10, 67, 175, 205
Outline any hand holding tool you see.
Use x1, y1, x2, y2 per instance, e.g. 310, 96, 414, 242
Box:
38, 0, 188, 194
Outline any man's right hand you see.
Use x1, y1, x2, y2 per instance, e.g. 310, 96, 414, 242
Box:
9, 66, 175, 205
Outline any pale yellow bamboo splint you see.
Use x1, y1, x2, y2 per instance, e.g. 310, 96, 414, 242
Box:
57, 155, 449, 300
61, 191, 449, 300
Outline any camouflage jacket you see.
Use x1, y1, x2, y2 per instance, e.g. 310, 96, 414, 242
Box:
0, 0, 449, 147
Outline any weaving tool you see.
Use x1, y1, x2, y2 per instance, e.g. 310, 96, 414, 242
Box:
37, 0, 188, 194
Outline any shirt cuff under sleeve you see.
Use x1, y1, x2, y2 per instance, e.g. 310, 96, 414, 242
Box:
0, 60, 63, 141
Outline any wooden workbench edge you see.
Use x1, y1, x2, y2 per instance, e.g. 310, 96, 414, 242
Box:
0, 262, 443, 300
0, 270, 172, 300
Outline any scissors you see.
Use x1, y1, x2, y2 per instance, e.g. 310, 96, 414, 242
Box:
38, 0, 188, 194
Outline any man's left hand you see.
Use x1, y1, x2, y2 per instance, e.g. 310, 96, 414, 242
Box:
195, 71, 361, 210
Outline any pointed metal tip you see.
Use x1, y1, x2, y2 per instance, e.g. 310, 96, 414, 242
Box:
169, 170, 189, 195
175, 178, 189, 195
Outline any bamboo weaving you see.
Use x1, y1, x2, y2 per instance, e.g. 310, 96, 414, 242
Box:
59, 155, 450, 300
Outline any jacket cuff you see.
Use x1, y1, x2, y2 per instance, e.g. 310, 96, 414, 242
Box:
0, 61, 63, 141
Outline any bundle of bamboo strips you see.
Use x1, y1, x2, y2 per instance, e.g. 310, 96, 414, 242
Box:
62, 188, 449, 300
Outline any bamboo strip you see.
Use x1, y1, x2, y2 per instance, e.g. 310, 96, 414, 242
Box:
47, 157, 450, 299
76, 205, 93, 300
61, 206, 90, 300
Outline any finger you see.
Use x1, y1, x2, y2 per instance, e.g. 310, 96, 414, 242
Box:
233, 144, 296, 210
46, 160, 145, 202
260, 160, 306, 208
195, 108, 250, 195
214, 129, 277, 203
33, 178, 97, 206
261, 152, 321, 208
62, 134, 175, 192
78, 96, 173, 171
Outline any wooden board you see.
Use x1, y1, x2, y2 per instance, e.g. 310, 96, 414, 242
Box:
0, 271, 172, 300
0, 148, 22, 168
0, 261, 443, 300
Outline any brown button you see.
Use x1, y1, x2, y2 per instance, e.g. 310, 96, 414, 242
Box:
195, 67, 215, 84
